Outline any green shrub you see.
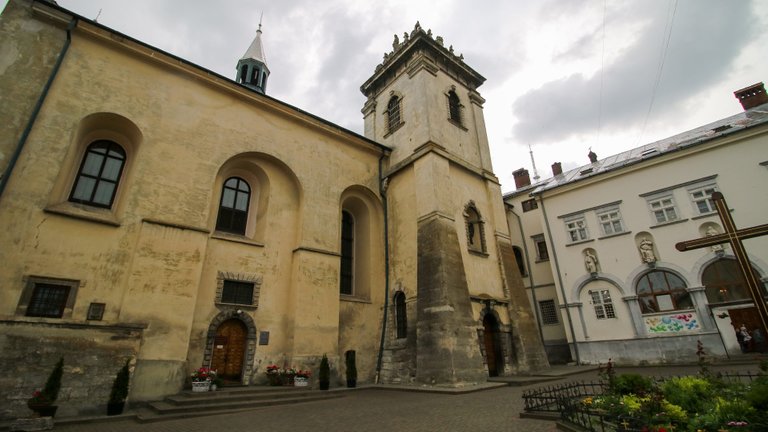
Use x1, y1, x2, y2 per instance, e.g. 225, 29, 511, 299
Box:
612, 373, 655, 396
42, 358, 64, 403
109, 359, 131, 404
661, 376, 712, 414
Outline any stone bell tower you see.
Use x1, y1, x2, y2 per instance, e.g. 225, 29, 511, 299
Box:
362, 23, 548, 385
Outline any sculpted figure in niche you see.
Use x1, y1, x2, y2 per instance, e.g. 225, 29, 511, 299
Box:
584, 251, 598, 274
706, 226, 724, 253
639, 237, 656, 263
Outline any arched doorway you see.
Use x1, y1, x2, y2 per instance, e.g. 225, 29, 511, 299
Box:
210, 319, 247, 382
483, 313, 504, 377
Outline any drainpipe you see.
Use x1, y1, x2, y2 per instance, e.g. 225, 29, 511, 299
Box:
538, 195, 581, 365
0, 17, 78, 201
507, 204, 545, 346
374, 151, 390, 383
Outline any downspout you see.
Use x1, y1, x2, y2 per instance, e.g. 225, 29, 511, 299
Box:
508, 205, 545, 345
538, 195, 581, 364
0, 17, 78, 201
374, 151, 390, 383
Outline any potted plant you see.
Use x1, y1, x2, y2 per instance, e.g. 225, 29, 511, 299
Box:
265, 364, 281, 386
28, 357, 63, 417
281, 367, 296, 386
345, 350, 357, 388
294, 370, 311, 387
107, 359, 131, 415
319, 354, 330, 390
190, 367, 213, 392
211, 372, 223, 391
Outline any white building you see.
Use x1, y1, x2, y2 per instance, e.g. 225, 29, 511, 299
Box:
505, 84, 768, 365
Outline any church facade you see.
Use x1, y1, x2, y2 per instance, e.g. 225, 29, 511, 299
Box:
505, 86, 768, 365
0, 0, 546, 419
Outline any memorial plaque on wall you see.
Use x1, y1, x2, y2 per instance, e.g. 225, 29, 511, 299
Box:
259, 331, 269, 345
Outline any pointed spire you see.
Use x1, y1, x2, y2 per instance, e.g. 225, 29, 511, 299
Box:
236, 14, 270, 94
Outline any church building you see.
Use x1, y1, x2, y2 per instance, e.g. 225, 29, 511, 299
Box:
0, 0, 547, 418
505, 84, 768, 365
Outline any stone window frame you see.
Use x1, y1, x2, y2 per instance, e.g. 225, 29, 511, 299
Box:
384, 93, 404, 136
645, 193, 680, 225
446, 86, 466, 130
215, 271, 262, 310
463, 201, 488, 256
686, 181, 719, 216
589, 289, 616, 320
16, 275, 80, 319
538, 299, 559, 325
532, 234, 549, 262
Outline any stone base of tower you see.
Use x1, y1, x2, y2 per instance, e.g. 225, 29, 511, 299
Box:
415, 215, 487, 385
498, 241, 551, 372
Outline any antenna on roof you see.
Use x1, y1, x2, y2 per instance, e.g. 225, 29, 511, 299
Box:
528, 143, 540, 182
94, 8, 102, 23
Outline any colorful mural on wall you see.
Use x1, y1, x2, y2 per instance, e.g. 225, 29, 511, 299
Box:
644, 312, 700, 333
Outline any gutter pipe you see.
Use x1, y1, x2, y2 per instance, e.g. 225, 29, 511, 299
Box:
374, 151, 390, 383
0, 17, 78, 201
508, 205, 546, 346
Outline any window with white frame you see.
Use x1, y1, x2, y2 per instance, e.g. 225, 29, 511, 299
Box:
597, 207, 624, 236
590, 289, 616, 319
688, 184, 717, 215
539, 299, 559, 325
648, 195, 678, 224
565, 217, 589, 242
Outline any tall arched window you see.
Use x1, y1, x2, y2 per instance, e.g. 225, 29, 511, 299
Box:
69, 140, 126, 208
448, 90, 461, 124
216, 177, 251, 235
703, 258, 763, 304
394, 291, 407, 339
386, 96, 402, 134
636, 270, 692, 313
340, 210, 354, 295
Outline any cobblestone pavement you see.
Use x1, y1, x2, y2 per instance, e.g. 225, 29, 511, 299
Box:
52, 363, 761, 432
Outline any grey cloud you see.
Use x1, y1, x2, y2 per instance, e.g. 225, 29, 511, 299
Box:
512, 0, 757, 144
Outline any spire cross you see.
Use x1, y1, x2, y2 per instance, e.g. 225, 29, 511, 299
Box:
675, 192, 768, 338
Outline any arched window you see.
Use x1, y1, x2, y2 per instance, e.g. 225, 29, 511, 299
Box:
340, 210, 354, 295
448, 90, 461, 124
240, 64, 248, 83
464, 202, 486, 254
215, 177, 251, 235
394, 291, 407, 339
386, 96, 401, 134
69, 140, 126, 208
703, 258, 764, 304
512, 246, 526, 276
636, 270, 692, 314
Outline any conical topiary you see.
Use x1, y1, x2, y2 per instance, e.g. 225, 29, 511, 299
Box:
345, 350, 357, 388
319, 354, 330, 390
107, 359, 131, 415
42, 357, 64, 403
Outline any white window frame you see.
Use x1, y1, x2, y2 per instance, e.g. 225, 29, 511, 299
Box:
590, 289, 616, 320
532, 234, 549, 261
687, 183, 718, 215
647, 194, 679, 225
565, 216, 589, 243
596, 207, 624, 236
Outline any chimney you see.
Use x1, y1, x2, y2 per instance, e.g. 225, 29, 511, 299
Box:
513, 168, 531, 189
734, 82, 768, 110
588, 150, 598, 163
551, 162, 562, 176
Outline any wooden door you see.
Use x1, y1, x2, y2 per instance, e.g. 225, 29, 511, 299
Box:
483, 314, 502, 377
210, 319, 247, 381
729, 307, 762, 345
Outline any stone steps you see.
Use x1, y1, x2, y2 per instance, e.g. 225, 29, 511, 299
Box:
139, 386, 344, 422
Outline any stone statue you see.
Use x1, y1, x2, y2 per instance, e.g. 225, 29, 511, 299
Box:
584, 251, 598, 274
392, 34, 399, 49
706, 226, 724, 253
639, 237, 656, 263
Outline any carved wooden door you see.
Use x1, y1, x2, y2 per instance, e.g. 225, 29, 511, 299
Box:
210, 319, 247, 381
483, 314, 502, 377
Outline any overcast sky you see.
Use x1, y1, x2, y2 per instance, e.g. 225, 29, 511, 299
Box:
5, 0, 767, 192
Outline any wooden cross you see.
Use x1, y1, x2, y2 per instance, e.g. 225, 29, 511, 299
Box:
675, 192, 768, 338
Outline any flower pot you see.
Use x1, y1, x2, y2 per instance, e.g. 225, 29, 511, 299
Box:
319, 380, 329, 390
107, 401, 125, 416
267, 374, 281, 386
210, 383, 217, 391
282, 375, 295, 386
28, 404, 58, 417
191, 381, 211, 392
294, 377, 309, 387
